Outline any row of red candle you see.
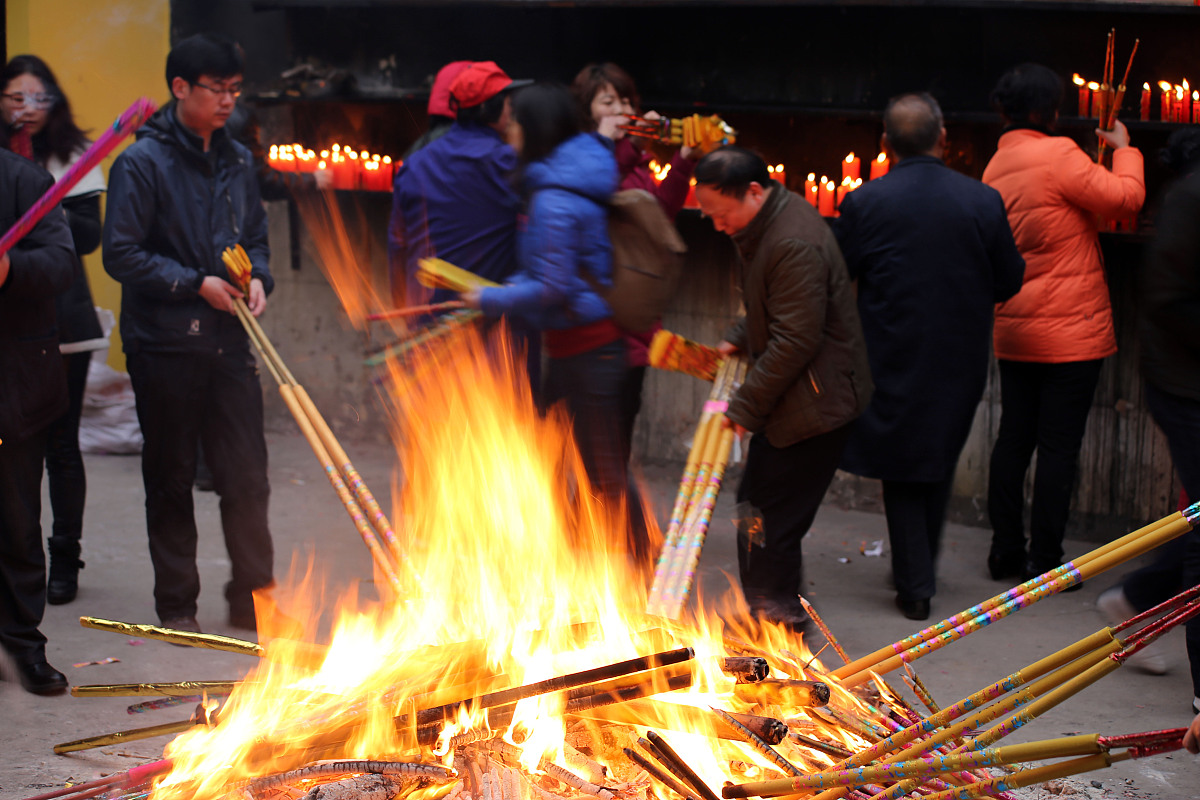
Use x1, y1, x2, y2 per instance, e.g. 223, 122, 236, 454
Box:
837, 151, 890, 183
1151, 81, 1199, 123
1074, 74, 1199, 123
267, 143, 399, 192
801, 175, 864, 216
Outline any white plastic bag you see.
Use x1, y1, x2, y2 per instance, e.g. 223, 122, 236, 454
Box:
79, 359, 143, 454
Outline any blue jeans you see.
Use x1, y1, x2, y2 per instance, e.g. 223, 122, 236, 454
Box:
543, 340, 652, 568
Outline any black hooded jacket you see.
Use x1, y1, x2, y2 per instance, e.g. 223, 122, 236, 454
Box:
102, 103, 271, 354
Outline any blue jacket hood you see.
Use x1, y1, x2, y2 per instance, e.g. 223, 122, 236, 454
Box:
524, 133, 618, 201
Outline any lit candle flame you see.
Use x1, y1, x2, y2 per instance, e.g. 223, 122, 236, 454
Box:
876, 153, 887, 164
1073, 73, 1086, 87
1159, 80, 1173, 92
844, 152, 856, 163
1087, 82, 1100, 91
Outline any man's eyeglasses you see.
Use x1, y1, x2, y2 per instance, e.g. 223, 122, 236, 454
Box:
192, 81, 243, 99
1, 92, 57, 109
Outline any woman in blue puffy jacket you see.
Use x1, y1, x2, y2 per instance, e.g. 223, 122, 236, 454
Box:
464, 82, 654, 569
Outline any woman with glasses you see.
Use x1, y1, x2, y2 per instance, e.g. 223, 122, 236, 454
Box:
1, 55, 106, 606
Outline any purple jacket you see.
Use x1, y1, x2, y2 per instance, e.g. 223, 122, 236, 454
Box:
388, 123, 520, 305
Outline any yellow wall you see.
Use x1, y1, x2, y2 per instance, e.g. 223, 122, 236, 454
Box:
7, 0, 170, 370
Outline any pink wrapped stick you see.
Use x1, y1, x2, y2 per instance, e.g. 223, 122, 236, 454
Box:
0, 96, 157, 258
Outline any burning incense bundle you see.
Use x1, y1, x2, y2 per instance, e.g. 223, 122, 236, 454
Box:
1096, 31, 1139, 163
619, 114, 738, 153
0, 97, 156, 257
221, 245, 415, 597
649, 329, 724, 382
648, 357, 749, 618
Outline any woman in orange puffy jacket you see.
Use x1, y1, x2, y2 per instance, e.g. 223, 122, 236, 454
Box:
982, 63, 1144, 583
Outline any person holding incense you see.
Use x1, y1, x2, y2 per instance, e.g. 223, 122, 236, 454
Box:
0, 55, 107, 606
691, 146, 872, 633
462, 82, 656, 568
0, 141, 77, 695
983, 63, 1144, 584
1099, 127, 1200, 704
388, 61, 538, 386
833, 93, 1025, 622
571, 62, 699, 477
102, 33, 274, 635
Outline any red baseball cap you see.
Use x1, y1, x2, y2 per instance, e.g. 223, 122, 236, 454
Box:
428, 61, 473, 118
449, 61, 531, 110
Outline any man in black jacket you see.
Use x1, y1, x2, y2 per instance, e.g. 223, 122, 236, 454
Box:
833, 94, 1025, 621
0, 148, 77, 694
103, 33, 273, 634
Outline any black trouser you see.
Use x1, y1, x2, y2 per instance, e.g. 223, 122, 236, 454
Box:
45, 351, 91, 562
1121, 382, 1200, 698
0, 428, 50, 664
127, 348, 274, 622
883, 477, 955, 602
988, 359, 1103, 570
736, 424, 852, 618
619, 365, 647, 466
543, 340, 652, 568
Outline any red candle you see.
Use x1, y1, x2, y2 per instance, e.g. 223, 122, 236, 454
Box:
1086, 82, 1100, 118
836, 176, 852, 211
1160, 81, 1173, 121
803, 172, 817, 205
1140, 83, 1152, 121
773, 163, 787, 188
1183, 81, 1193, 123
1073, 74, 1088, 117
842, 152, 861, 182
684, 178, 698, 210
1194, 91, 1200, 124
869, 152, 890, 180
818, 177, 835, 217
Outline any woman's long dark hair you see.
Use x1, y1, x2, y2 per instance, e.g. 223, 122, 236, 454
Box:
2, 54, 90, 165
512, 83, 579, 164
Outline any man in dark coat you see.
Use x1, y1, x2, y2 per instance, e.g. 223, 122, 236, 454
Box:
103, 33, 274, 635
694, 146, 873, 632
834, 93, 1025, 621
0, 148, 77, 694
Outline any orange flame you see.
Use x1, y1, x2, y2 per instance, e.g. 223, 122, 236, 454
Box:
145, 200, 897, 799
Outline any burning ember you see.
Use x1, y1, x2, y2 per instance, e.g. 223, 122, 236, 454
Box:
117, 323, 864, 800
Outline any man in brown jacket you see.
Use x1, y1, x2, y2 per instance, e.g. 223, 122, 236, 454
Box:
694, 146, 873, 632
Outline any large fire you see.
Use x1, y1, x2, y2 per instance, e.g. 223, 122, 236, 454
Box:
149, 296, 866, 800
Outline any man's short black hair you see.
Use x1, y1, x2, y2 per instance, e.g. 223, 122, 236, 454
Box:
166, 33, 244, 90
457, 91, 509, 127
883, 93, 944, 159
693, 146, 772, 199
990, 63, 1063, 128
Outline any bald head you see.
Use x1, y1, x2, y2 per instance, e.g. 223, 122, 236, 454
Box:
883, 93, 944, 161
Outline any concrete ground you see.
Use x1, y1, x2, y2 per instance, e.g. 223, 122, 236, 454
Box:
2, 432, 1198, 799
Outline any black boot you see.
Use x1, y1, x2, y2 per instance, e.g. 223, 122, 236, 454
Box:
47, 541, 83, 605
